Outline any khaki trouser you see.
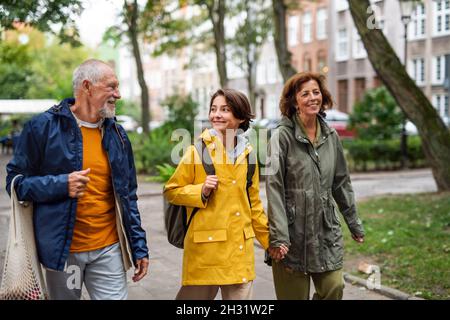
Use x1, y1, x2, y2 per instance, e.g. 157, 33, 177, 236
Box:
272, 261, 344, 300
176, 282, 253, 300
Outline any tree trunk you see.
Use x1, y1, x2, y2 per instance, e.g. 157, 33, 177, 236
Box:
272, 0, 297, 82
207, 0, 228, 88
246, 51, 257, 113
348, 0, 450, 191
127, 0, 151, 134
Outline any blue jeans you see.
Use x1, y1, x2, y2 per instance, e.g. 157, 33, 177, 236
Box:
45, 243, 127, 300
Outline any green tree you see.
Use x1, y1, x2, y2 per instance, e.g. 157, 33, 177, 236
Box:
230, 0, 272, 111
161, 93, 199, 135
271, 0, 298, 82
0, 41, 33, 98
28, 39, 90, 99
348, 0, 450, 191
349, 87, 403, 140
0, 0, 83, 46
104, 0, 176, 134
0, 27, 89, 100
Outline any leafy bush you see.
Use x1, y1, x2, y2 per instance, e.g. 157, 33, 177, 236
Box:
349, 87, 403, 140
344, 137, 426, 171
129, 93, 198, 175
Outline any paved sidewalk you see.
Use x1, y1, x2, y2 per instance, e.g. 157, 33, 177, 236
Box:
0, 154, 436, 299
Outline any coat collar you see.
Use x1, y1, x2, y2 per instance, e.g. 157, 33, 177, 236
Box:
278, 113, 335, 145
199, 128, 253, 164
48, 98, 115, 129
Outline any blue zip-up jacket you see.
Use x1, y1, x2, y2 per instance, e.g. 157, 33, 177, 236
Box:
5, 98, 149, 271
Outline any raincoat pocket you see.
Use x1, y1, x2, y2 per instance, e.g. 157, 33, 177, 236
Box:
243, 226, 255, 239
193, 229, 227, 243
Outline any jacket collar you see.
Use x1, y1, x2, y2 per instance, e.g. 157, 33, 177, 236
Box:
199, 128, 252, 164
49, 97, 115, 129
278, 113, 334, 145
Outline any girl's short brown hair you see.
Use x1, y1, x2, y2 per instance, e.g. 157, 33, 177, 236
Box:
279, 72, 333, 118
209, 88, 255, 131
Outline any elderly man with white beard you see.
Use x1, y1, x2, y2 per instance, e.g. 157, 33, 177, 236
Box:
6, 59, 149, 300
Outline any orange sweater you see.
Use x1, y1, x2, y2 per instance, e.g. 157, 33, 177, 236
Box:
70, 126, 118, 252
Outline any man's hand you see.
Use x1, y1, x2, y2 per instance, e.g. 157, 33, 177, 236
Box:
132, 257, 149, 282
68, 168, 90, 198
201, 175, 218, 197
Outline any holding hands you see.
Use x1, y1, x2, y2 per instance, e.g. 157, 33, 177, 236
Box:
268, 244, 289, 262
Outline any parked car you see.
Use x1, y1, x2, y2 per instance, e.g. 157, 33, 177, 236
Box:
116, 115, 138, 132
324, 109, 355, 139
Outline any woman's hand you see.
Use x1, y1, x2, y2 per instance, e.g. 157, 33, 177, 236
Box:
201, 175, 218, 197
352, 234, 364, 243
268, 244, 289, 261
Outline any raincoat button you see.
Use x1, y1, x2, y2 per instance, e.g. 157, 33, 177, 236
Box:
208, 236, 213, 241
236, 212, 240, 216
239, 245, 243, 250
232, 180, 236, 184
242, 278, 247, 283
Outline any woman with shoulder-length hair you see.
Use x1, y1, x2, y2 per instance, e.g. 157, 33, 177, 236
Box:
265, 72, 365, 300
164, 88, 282, 300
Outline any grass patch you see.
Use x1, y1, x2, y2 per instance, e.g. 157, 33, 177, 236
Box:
342, 192, 450, 300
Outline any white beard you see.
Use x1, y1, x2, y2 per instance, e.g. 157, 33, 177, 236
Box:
99, 102, 116, 119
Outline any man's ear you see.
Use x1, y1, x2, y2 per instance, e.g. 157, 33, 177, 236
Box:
82, 80, 92, 95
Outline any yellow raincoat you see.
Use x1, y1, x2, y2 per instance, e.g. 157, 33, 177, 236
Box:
164, 129, 269, 286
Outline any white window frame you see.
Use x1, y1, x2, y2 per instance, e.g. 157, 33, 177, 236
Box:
432, 94, 450, 118
336, 28, 349, 61
288, 15, 299, 47
353, 28, 367, 59
267, 58, 277, 84
409, 58, 425, 85
410, 3, 426, 39
316, 8, 328, 40
302, 12, 312, 43
336, 0, 348, 12
433, 0, 450, 36
432, 55, 446, 84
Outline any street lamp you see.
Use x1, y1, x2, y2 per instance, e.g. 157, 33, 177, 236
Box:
398, 0, 417, 169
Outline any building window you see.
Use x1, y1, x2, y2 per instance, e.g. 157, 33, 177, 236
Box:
317, 51, 327, 74
411, 3, 426, 39
316, 8, 328, 40
410, 58, 425, 85
354, 78, 366, 103
432, 55, 446, 84
336, 28, 349, 61
433, 94, 450, 118
353, 28, 367, 59
434, 0, 450, 36
267, 58, 277, 84
302, 12, 312, 43
303, 54, 312, 72
336, 0, 348, 12
288, 15, 299, 47
337, 80, 349, 113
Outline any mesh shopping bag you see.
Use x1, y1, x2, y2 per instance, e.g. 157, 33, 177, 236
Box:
0, 175, 48, 300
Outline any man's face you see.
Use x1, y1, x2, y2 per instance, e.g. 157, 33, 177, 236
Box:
89, 68, 121, 118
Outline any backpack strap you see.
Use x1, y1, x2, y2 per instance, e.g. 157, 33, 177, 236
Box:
246, 149, 256, 208
186, 140, 215, 230
194, 139, 215, 176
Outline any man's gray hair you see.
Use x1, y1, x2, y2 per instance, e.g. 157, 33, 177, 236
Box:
72, 59, 112, 96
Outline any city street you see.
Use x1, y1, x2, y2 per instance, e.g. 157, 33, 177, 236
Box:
0, 154, 437, 299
